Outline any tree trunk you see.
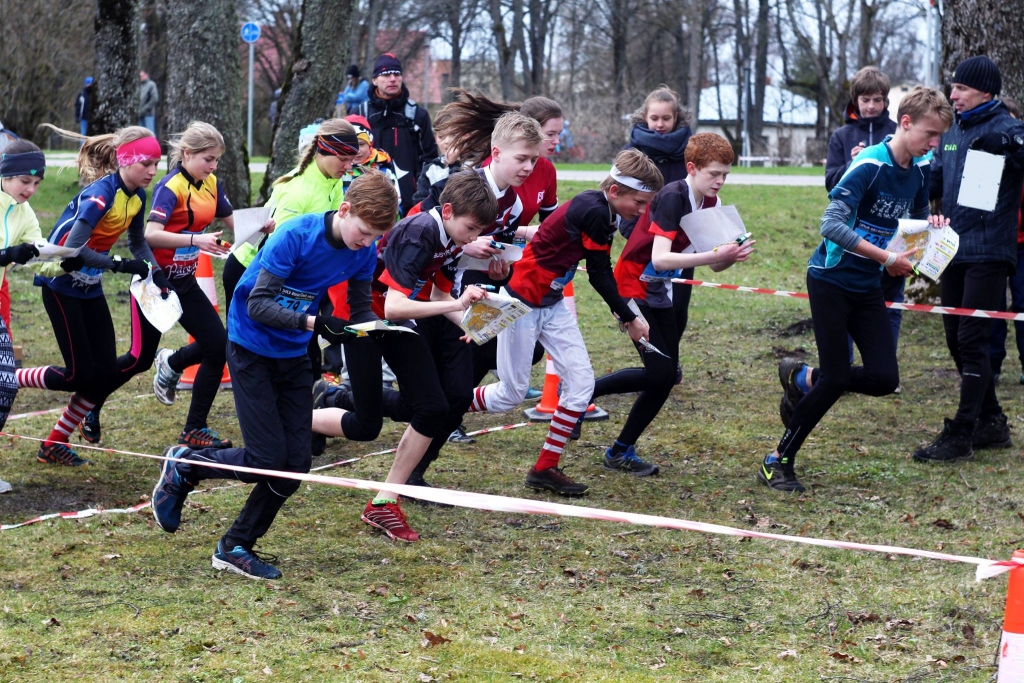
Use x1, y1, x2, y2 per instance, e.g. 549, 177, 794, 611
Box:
942, 0, 1024, 102
258, 0, 354, 202
92, 0, 140, 134
361, 0, 383, 72
490, 0, 516, 99
749, 0, 770, 154
164, 0, 249, 208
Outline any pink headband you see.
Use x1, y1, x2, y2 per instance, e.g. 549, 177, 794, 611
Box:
116, 137, 162, 166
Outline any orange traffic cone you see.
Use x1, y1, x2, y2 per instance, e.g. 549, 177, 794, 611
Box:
998, 550, 1024, 681
523, 281, 608, 423
176, 252, 231, 390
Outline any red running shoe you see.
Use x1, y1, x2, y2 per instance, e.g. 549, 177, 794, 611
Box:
360, 500, 420, 542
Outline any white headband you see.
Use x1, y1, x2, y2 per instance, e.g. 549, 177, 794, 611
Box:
609, 165, 655, 193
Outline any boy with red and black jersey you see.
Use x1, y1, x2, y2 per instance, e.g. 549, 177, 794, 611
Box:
466, 149, 663, 495
313, 170, 496, 541
575, 134, 754, 472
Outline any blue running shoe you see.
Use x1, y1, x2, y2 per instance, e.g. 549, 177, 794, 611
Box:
211, 540, 282, 580
524, 386, 543, 400
80, 410, 101, 444
151, 445, 194, 533
603, 445, 659, 476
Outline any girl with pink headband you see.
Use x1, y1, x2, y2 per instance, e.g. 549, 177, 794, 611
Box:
15, 125, 164, 467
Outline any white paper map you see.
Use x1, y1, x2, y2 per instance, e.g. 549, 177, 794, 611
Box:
231, 206, 273, 248
460, 292, 531, 344
888, 219, 960, 281
28, 241, 82, 263
129, 272, 183, 333
679, 205, 748, 254
458, 243, 524, 271
958, 149, 1004, 212
345, 320, 417, 337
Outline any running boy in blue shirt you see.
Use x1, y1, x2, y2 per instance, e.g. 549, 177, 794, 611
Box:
150, 171, 399, 579
764, 86, 953, 493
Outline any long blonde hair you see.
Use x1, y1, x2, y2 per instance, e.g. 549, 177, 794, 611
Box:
274, 118, 358, 186
168, 121, 225, 168
40, 123, 155, 184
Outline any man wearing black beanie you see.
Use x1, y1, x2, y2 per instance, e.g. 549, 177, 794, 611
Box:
915, 55, 1024, 463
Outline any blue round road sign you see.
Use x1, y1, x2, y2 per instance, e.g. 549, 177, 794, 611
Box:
240, 22, 261, 44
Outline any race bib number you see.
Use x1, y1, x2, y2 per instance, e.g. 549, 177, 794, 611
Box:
71, 265, 104, 288
274, 285, 317, 313
853, 219, 895, 251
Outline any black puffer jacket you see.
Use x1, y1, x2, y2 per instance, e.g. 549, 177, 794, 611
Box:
930, 100, 1024, 266
358, 85, 439, 213
825, 102, 897, 191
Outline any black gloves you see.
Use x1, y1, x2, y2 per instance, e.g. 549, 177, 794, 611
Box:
151, 268, 172, 300
60, 255, 85, 272
111, 256, 150, 277
970, 131, 1024, 155
0, 242, 39, 267
314, 315, 355, 345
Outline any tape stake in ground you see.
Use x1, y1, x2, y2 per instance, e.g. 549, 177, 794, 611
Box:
0, 429, 1014, 582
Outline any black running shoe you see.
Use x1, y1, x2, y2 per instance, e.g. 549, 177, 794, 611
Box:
79, 409, 101, 444
525, 466, 589, 496
913, 418, 975, 464
447, 425, 476, 444
756, 458, 805, 493
37, 442, 91, 467
211, 540, 282, 580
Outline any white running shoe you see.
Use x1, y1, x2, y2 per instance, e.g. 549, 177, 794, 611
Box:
153, 348, 182, 405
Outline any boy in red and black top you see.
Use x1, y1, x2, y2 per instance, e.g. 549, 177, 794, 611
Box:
467, 149, 663, 495
313, 170, 496, 541
575, 134, 754, 471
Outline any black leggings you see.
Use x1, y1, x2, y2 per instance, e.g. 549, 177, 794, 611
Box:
40, 287, 148, 403
941, 262, 1006, 424
222, 252, 247, 321
591, 300, 683, 446
776, 274, 899, 471
163, 275, 228, 431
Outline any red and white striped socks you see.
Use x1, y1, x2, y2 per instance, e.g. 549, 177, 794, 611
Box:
468, 386, 487, 413
45, 393, 94, 445
534, 405, 583, 471
16, 367, 50, 389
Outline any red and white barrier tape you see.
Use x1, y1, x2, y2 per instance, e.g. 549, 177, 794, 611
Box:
1, 428, 1017, 581
0, 422, 535, 531
673, 278, 1024, 321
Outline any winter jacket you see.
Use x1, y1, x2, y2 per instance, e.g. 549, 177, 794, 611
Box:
357, 85, 439, 213
0, 188, 44, 290
930, 99, 1024, 266
139, 79, 159, 118
75, 87, 92, 123
625, 124, 692, 184
340, 79, 369, 114
412, 156, 462, 204
825, 102, 898, 191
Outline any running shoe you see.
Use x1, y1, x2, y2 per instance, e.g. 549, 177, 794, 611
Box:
603, 445, 659, 476
756, 458, 805, 493
153, 348, 181, 405
152, 445, 194, 533
312, 378, 337, 410
569, 415, 585, 441
0, 478, 11, 494
913, 418, 975, 464
37, 441, 91, 467
974, 412, 1012, 450
777, 358, 806, 428
211, 540, 282, 580
178, 427, 232, 449
447, 425, 476, 444
524, 466, 589, 496
361, 500, 421, 542
524, 386, 543, 400
79, 409, 101, 444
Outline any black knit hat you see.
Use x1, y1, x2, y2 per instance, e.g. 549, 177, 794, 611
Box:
347, 64, 360, 79
373, 53, 402, 78
953, 55, 1002, 96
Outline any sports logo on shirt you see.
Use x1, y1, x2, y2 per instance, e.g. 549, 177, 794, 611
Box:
151, 207, 168, 220
87, 195, 107, 210
537, 191, 545, 203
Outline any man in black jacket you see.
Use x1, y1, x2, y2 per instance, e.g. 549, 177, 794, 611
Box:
915, 55, 1024, 464
75, 77, 93, 138
357, 53, 438, 213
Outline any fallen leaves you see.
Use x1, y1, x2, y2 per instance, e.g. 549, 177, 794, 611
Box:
421, 631, 451, 649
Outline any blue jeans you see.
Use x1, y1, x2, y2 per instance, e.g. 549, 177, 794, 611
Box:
139, 115, 156, 134
988, 242, 1024, 375
79, 119, 88, 136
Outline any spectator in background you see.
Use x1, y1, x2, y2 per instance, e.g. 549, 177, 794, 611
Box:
557, 119, 573, 158
356, 53, 438, 213
339, 65, 369, 115
75, 77, 94, 138
139, 71, 159, 134
269, 88, 282, 130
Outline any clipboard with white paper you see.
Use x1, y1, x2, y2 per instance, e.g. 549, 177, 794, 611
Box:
957, 149, 1004, 212
679, 205, 748, 254
231, 206, 273, 248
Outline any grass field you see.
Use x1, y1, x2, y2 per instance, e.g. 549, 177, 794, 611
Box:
0, 174, 1018, 682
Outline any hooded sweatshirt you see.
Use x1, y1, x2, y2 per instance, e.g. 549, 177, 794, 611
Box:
825, 102, 898, 192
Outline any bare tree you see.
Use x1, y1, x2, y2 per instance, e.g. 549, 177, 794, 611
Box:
941, 0, 1024, 102
437, 0, 484, 96
92, 0, 141, 134
165, 0, 250, 207
258, 0, 354, 201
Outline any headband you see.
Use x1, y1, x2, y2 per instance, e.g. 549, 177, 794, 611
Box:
116, 137, 162, 166
609, 165, 655, 193
316, 133, 361, 157
0, 151, 46, 179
